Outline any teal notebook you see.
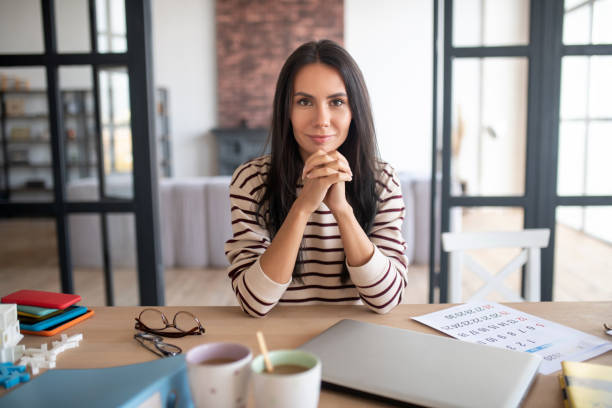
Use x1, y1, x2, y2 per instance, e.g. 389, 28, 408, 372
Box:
0, 355, 193, 407
17, 305, 59, 317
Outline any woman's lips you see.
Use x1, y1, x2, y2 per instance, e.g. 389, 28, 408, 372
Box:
308, 134, 333, 144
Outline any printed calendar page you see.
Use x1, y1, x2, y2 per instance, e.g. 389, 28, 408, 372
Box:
413, 302, 612, 374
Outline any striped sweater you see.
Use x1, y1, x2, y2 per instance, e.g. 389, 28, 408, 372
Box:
224, 155, 408, 317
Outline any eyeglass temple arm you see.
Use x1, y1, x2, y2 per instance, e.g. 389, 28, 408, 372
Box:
135, 336, 166, 358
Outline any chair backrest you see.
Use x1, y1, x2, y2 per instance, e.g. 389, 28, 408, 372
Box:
441, 229, 550, 303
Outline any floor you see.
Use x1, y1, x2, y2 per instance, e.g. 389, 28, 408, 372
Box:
1, 210, 610, 306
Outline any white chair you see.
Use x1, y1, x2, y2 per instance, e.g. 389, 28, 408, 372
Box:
441, 229, 550, 303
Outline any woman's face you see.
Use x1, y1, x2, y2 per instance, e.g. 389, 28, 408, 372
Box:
290, 63, 352, 160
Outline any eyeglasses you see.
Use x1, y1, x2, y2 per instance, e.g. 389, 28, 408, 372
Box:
134, 308, 205, 338
134, 332, 182, 358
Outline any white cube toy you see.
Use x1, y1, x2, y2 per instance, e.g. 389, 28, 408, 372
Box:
0, 304, 25, 363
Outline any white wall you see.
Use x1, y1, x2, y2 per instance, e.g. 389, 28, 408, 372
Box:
345, 0, 432, 175
152, 0, 217, 177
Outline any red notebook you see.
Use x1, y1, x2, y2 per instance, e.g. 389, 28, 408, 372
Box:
1, 290, 81, 310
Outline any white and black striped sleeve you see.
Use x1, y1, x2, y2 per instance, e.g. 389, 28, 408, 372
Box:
348, 164, 408, 314
224, 158, 290, 317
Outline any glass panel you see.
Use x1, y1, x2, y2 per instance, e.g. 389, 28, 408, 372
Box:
453, 0, 530, 47
98, 67, 133, 198
0, 67, 53, 202
0, 0, 44, 54
110, 0, 127, 35
451, 207, 525, 302
55, 0, 91, 53
95, 0, 127, 53
585, 206, 612, 243
585, 122, 612, 195
563, 4, 591, 45
557, 122, 586, 196
558, 56, 612, 197
452, 58, 528, 196
96, 0, 108, 32
560, 57, 588, 119
454, 206, 524, 232
593, 0, 612, 44
108, 213, 139, 305
554, 206, 612, 301
589, 56, 612, 118
70, 213, 139, 305
0, 218, 60, 294
112, 37, 127, 52
565, 0, 587, 9
564, 0, 612, 45
556, 206, 583, 230
97, 35, 108, 53
111, 70, 131, 126
453, 0, 482, 47
59, 66, 100, 202
70, 213, 104, 305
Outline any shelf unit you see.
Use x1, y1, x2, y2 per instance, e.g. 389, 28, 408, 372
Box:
0, 87, 171, 200
0, 89, 96, 201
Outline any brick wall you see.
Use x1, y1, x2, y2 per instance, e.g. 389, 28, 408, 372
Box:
216, 0, 343, 128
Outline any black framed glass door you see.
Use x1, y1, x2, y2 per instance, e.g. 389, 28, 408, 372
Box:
432, 0, 612, 303
0, 0, 164, 305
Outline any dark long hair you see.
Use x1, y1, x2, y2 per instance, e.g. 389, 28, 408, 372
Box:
258, 39, 380, 282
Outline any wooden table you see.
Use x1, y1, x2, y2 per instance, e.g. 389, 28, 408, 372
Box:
3, 302, 612, 407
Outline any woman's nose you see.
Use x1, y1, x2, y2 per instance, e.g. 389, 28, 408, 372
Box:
314, 105, 330, 128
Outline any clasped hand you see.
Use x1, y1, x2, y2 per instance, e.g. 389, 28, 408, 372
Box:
297, 150, 353, 215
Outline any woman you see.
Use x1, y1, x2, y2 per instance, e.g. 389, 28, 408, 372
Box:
225, 40, 408, 317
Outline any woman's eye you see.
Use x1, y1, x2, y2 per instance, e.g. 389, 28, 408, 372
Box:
297, 98, 312, 106
330, 99, 345, 107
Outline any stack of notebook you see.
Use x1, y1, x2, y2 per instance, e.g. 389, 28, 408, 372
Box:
1, 290, 94, 336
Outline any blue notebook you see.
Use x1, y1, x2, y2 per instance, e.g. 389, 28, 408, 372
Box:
19, 305, 87, 332
0, 355, 193, 407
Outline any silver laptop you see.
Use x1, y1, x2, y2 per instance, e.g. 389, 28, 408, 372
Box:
299, 319, 541, 408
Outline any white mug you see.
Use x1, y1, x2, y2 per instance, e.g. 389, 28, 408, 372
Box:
251, 349, 321, 408
186, 342, 252, 408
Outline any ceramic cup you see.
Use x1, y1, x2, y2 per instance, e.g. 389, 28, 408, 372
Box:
186, 342, 252, 408
251, 349, 321, 408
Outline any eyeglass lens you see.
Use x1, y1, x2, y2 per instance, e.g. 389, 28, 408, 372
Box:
173, 311, 200, 332
139, 309, 168, 330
